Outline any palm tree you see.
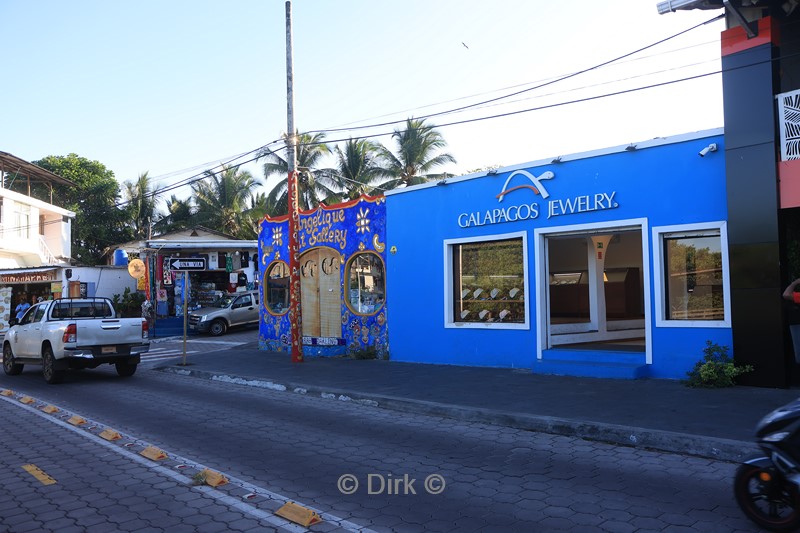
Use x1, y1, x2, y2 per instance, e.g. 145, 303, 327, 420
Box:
259, 132, 337, 212
153, 194, 195, 235
332, 138, 387, 200
377, 118, 456, 190
122, 172, 161, 239
240, 191, 277, 239
192, 165, 261, 238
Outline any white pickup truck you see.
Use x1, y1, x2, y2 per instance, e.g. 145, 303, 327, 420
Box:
2, 298, 150, 384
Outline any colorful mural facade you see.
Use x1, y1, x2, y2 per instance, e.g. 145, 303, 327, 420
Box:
258, 195, 388, 357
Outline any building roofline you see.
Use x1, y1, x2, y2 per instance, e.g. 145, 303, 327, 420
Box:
385, 127, 725, 197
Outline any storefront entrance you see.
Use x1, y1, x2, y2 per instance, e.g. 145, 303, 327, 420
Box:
537, 220, 649, 357
299, 247, 342, 339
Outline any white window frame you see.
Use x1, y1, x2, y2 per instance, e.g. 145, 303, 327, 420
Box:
534, 218, 651, 364
14, 204, 30, 239
652, 221, 730, 328
444, 231, 529, 330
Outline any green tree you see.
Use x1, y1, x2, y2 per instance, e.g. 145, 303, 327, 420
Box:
259, 132, 337, 212
122, 171, 161, 240
34, 154, 128, 265
239, 191, 273, 239
377, 118, 456, 190
331, 138, 387, 200
152, 194, 195, 235
192, 165, 260, 238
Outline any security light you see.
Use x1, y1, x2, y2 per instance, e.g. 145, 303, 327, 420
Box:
698, 143, 718, 157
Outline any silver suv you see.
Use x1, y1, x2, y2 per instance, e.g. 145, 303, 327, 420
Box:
188, 291, 259, 336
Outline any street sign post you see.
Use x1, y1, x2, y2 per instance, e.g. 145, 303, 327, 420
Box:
167, 257, 206, 364
168, 257, 206, 271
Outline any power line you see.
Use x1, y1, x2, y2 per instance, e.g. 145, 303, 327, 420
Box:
59, 15, 729, 212
303, 14, 724, 136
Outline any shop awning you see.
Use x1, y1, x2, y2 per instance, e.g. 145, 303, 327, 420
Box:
0, 267, 59, 275
0, 267, 60, 284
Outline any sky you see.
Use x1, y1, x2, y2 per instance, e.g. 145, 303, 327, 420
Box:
2, 1, 726, 202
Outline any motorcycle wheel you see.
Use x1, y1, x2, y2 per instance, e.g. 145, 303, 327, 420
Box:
734, 463, 800, 531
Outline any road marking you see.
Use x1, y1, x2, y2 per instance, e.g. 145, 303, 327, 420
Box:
0, 394, 376, 533
22, 464, 57, 485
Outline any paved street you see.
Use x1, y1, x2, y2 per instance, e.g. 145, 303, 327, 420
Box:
142, 328, 257, 367
0, 356, 763, 532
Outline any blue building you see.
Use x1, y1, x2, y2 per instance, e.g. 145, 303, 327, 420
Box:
258, 196, 388, 357
385, 129, 729, 379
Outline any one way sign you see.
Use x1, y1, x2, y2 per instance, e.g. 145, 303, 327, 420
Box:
168, 257, 206, 271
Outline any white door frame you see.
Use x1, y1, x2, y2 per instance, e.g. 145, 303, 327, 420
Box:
534, 217, 652, 364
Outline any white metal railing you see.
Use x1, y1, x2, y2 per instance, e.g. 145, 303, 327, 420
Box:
38, 235, 58, 265
779, 88, 800, 161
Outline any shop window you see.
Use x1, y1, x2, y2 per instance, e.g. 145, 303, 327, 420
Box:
14, 204, 30, 239
653, 222, 730, 327
346, 253, 385, 315
264, 261, 289, 315
447, 232, 528, 329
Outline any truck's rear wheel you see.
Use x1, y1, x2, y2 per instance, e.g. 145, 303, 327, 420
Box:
115, 362, 137, 377
42, 346, 64, 384
209, 319, 227, 336
3, 343, 23, 375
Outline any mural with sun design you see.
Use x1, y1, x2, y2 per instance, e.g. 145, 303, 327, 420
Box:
258, 195, 388, 358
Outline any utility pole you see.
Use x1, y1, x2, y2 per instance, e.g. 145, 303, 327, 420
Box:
285, 0, 303, 363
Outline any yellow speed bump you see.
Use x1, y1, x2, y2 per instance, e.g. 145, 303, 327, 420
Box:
41, 405, 59, 414
99, 429, 122, 441
1, 389, 13, 397
22, 464, 57, 486
140, 446, 168, 461
19, 396, 34, 405
67, 415, 87, 426
198, 468, 229, 487
275, 502, 323, 527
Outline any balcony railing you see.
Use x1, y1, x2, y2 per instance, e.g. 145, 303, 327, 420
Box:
38, 235, 58, 265
779, 88, 800, 161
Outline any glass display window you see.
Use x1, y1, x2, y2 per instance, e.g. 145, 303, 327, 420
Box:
346, 253, 385, 316
664, 233, 724, 321
450, 235, 526, 325
264, 261, 290, 315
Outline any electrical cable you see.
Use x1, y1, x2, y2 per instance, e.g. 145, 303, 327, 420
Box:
303, 14, 724, 136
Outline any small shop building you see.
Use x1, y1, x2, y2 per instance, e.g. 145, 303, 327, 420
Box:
258, 196, 388, 357
114, 227, 258, 336
384, 129, 729, 380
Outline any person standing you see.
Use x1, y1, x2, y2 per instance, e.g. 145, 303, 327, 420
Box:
14, 294, 31, 320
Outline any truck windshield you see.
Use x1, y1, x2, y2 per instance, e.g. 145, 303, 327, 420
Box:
208, 295, 235, 308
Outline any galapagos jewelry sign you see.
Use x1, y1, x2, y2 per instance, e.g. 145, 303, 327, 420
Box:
457, 170, 618, 228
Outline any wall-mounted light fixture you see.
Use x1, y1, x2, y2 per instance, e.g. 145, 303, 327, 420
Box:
625, 144, 637, 151
698, 143, 718, 157
551, 156, 562, 164
486, 169, 498, 176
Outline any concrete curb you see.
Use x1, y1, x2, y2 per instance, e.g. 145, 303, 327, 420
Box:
158, 365, 758, 463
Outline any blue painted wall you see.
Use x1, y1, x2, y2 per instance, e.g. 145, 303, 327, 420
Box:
385, 132, 732, 379
258, 196, 388, 357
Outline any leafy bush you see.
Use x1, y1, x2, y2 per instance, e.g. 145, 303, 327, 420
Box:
112, 287, 146, 318
685, 341, 753, 388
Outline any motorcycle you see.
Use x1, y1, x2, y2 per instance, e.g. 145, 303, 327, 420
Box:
735, 398, 800, 531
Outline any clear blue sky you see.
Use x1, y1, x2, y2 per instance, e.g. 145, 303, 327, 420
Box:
2, 1, 725, 199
